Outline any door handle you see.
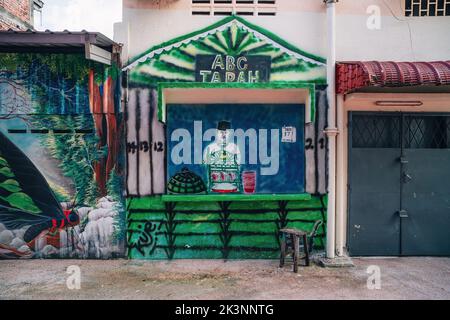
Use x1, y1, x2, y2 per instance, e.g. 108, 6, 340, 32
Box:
397, 210, 409, 218
403, 173, 412, 183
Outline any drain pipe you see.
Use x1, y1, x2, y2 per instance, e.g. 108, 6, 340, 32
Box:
324, 0, 339, 259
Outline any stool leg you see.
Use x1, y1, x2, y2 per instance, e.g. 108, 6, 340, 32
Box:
303, 234, 310, 266
290, 234, 296, 260
279, 234, 286, 268
293, 235, 299, 273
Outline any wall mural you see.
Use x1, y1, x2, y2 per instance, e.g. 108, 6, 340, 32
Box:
127, 196, 327, 260
125, 16, 328, 259
125, 16, 326, 84
167, 104, 305, 194
0, 53, 125, 259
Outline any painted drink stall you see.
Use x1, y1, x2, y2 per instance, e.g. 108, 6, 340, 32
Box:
124, 16, 330, 259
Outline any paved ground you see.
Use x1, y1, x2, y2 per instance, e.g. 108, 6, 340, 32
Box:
0, 257, 449, 300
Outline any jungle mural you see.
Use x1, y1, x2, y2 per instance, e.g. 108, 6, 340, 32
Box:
125, 16, 328, 259
0, 53, 125, 259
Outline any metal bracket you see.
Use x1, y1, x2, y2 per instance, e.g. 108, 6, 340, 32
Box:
324, 127, 339, 137
399, 157, 409, 164
398, 210, 409, 218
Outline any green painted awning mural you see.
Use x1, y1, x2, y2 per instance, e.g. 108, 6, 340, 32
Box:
124, 15, 326, 85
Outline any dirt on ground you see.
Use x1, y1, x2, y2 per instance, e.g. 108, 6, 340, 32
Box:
0, 257, 449, 300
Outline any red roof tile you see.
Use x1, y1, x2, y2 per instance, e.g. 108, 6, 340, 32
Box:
336, 61, 450, 94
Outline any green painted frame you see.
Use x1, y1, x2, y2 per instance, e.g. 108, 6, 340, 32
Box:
157, 81, 317, 123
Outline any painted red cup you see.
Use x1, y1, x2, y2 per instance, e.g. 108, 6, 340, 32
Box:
242, 171, 256, 194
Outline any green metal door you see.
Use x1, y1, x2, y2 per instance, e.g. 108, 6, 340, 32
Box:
348, 113, 402, 256
349, 112, 450, 256
401, 115, 450, 255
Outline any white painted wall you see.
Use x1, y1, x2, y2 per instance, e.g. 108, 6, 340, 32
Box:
114, 0, 450, 64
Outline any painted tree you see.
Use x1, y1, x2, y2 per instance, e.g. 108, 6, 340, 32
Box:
0, 52, 122, 202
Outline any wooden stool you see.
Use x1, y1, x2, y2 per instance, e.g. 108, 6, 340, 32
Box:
279, 228, 310, 273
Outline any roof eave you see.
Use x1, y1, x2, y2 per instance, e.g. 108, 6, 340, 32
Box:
0, 30, 118, 51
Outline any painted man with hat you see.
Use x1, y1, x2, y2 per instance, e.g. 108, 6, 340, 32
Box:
203, 120, 242, 193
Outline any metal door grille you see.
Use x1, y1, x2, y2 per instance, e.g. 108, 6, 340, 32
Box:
404, 115, 450, 149
351, 114, 401, 148
352, 114, 450, 149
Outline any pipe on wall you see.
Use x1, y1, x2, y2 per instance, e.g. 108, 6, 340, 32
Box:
335, 94, 346, 256
324, 0, 339, 259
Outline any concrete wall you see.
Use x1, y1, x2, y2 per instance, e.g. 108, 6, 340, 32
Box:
0, 0, 32, 30
115, 0, 450, 64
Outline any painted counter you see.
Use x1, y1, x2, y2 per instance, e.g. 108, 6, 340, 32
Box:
127, 195, 327, 259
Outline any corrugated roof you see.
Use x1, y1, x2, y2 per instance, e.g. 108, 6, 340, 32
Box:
0, 29, 117, 51
336, 61, 450, 94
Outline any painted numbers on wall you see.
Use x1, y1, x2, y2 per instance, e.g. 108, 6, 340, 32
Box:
126, 88, 166, 196
127, 141, 164, 154
305, 137, 325, 150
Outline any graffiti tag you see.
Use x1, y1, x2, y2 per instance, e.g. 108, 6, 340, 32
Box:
128, 221, 162, 256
